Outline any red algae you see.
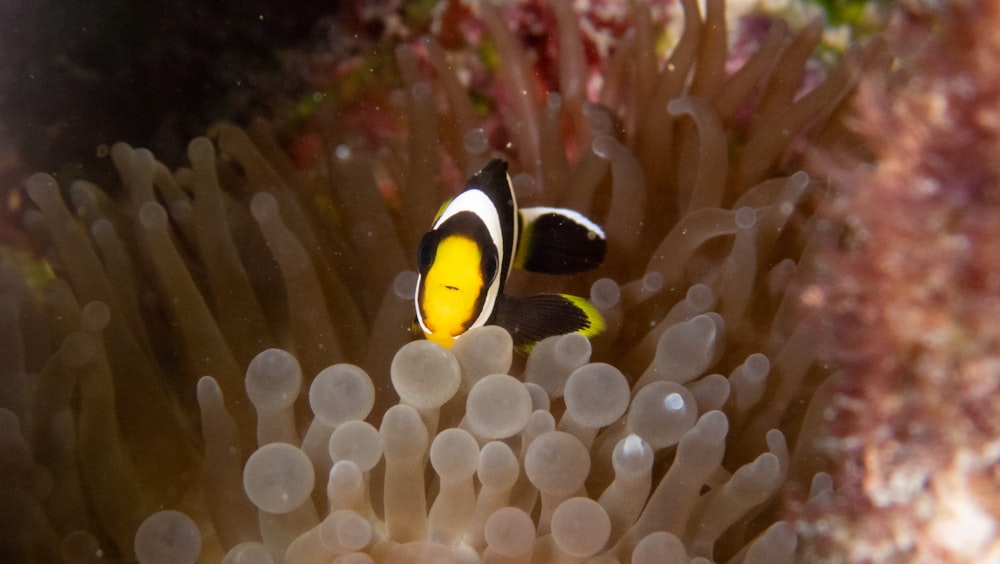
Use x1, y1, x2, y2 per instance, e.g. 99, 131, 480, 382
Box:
802, 0, 1000, 560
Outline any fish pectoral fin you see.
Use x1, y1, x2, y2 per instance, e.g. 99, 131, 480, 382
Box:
515, 207, 607, 274
494, 293, 605, 352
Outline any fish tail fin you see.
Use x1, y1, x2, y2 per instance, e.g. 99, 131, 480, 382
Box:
494, 293, 605, 352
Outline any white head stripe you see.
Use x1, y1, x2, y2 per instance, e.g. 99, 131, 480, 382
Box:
433, 189, 503, 252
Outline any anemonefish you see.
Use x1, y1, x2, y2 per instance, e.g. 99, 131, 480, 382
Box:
414, 159, 607, 351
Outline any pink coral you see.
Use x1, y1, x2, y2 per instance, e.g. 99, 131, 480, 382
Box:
802, 0, 1000, 560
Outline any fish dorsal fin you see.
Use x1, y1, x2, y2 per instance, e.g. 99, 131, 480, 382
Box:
493, 293, 605, 352
431, 197, 453, 224
515, 207, 606, 274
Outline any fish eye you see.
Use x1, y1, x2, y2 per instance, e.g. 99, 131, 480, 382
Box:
417, 231, 438, 274
482, 248, 499, 284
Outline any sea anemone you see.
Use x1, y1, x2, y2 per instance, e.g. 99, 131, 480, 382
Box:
0, 0, 880, 561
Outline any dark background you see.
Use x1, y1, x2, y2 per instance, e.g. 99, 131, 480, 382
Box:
0, 1, 346, 183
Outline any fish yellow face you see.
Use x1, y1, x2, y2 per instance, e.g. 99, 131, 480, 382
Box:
420, 235, 486, 348
415, 161, 512, 349
415, 204, 503, 349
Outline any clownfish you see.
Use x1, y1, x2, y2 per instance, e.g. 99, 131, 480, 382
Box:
414, 159, 606, 351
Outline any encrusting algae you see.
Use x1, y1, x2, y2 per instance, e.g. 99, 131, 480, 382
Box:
0, 0, 886, 562
795, 0, 1000, 560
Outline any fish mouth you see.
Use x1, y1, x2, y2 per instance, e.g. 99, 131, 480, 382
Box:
445, 285, 460, 291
